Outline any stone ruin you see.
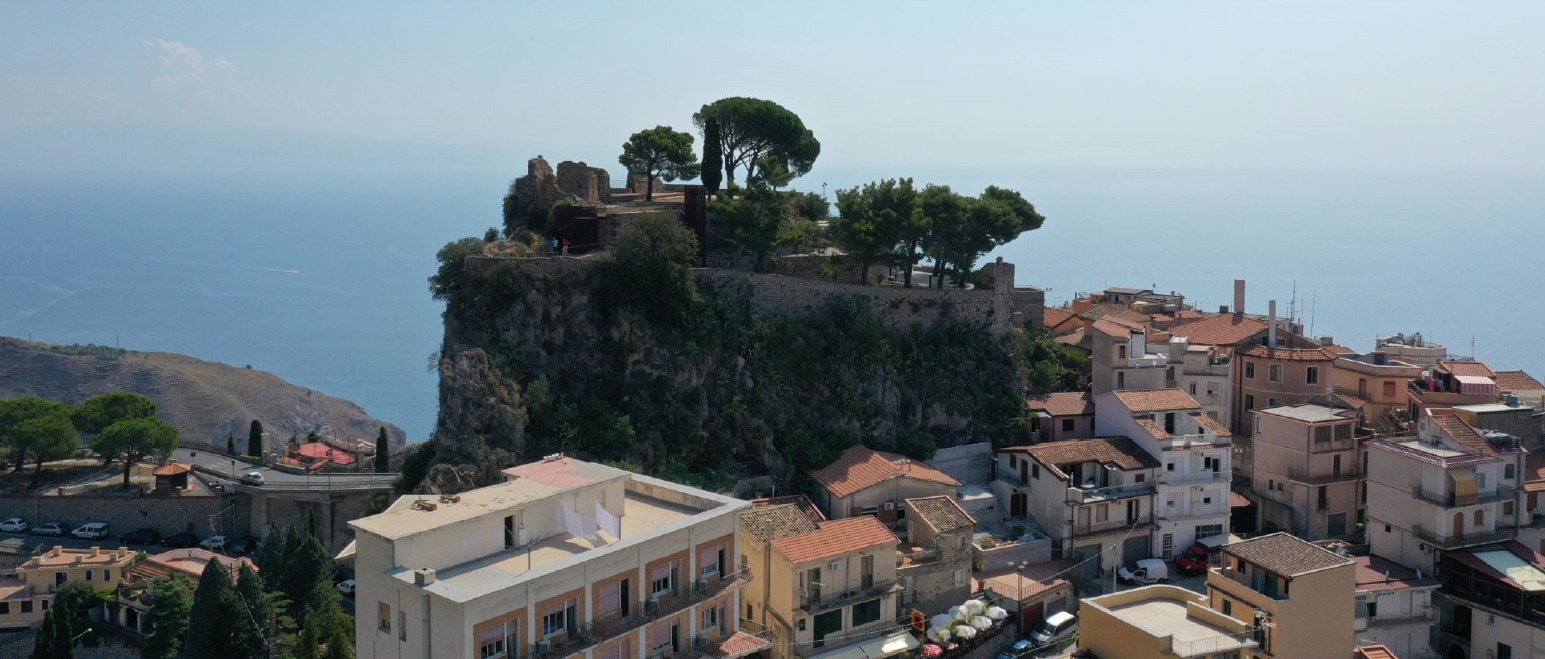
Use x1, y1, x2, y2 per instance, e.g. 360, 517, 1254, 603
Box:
507, 156, 612, 226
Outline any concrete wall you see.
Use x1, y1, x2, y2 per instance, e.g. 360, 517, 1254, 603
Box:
0, 492, 240, 540
1250, 412, 1361, 539
930, 443, 993, 486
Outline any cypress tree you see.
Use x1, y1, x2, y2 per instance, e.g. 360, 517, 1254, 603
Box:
49, 605, 75, 659
701, 118, 723, 196
227, 433, 236, 454
236, 564, 276, 656
374, 427, 390, 473
29, 609, 56, 659
248, 420, 264, 457
141, 576, 192, 659
186, 558, 253, 656
277, 534, 335, 617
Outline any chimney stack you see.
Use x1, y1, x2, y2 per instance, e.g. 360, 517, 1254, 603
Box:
1233, 279, 1246, 314
1268, 300, 1278, 349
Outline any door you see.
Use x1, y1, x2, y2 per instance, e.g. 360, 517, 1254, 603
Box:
1122, 536, 1150, 565
1333, 455, 1342, 479
806, 568, 822, 603
1454, 512, 1465, 540
813, 610, 843, 648
1126, 499, 1141, 524
1021, 602, 1044, 634
670, 623, 679, 652
620, 579, 631, 618
1011, 492, 1027, 518
717, 548, 727, 578
1020, 460, 1028, 484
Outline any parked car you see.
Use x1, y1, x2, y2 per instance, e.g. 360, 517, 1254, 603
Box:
0, 518, 27, 533
996, 639, 1034, 659
32, 522, 66, 537
200, 535, 228, 550
121, 528, 162, 545
231, 536, 253, 554
1174, 541, 1211, 576
241, 471, 265, 486
1029, 611, 1078, 646
163, 532, 199, 548
336, 579, 356, 596
71, 522, 110, 539
1117, 558, 1169, 585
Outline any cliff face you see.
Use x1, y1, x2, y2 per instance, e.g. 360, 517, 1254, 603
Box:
424, 254, 1066, 495
0, 337, 407, 450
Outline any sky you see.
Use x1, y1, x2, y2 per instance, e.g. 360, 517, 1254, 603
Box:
4, 2, 1545, 177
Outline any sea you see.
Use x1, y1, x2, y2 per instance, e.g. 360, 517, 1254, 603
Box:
3, 164, 1542, 443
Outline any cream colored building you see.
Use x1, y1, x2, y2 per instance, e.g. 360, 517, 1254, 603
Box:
809, 446, 959, 524
1333, 353, 1423, 427
0, 546, 135, 630
738, 506, 913, 659
350, 456, 769, 659
1205, 532, 1356, 659
1249, 403, 1363, 540
1168, 337, 1234, 432
897, 496, 975, 614
1078, 584, 1257, 659
1351, 554, 1438, 659
115, 548, 257, 635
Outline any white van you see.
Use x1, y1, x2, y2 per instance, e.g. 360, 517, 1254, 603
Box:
1029, 611, 1078, 646
1117, 558, 1169, 584
71, 522, 110, 539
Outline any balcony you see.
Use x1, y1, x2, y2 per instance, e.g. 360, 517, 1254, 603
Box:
1065, 481, 1156, 504
689, 567, 753, 602
1072, 513, 1153, 538
1127, 354, 1167, 369
1159, 506, 1230, 523
1308, 437, 1358, 454
1410, 484, 1513, 508
592, 586, 699, 640
1157, 433, 1229, 450
897, 548, 941, 570
1211, 567, 1287, 603
1411, 523, 1516, 550
1408, 380, 1493, 406
1159, 470, 1228, 486
1363, 612, 1436, 629
533, 624, 600, 659
687, 618, 775, 659
1287, 465, 1362, 485
799, 579, 899, 613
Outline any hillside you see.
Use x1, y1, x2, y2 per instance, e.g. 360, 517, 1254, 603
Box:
0, 337, 406, 450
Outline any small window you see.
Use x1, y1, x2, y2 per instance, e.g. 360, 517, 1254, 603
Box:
399, 611, 407, 641
103, 570, 110, 582
1315, 427, 1332, 443
1061, 418, 1075, 432
379, 602, 392, 633
1008, 455, 1017, 469
1032, 465, 1040, 479
0, 603, 7, 615
1203, 496, 1212, 504
1245, 362, 1256, 379
1475, 510, 1486, 527
652, 572, 674, 596
1268, 364, 1283, 383
1244, 394, 1255, 411
1505, 501, 1515, 515
544, 609, 567, 637
1268, 397, 1283, 407
1383, 381, 1397, 397
1221, 599, 1232, 616
85, 570, 92, 582
1334, 424, 1352, 440
1166, 462, 1176, 472
1507, 464, 1517, 480
1135, 474, 1145, 483
1306, 367, 1319, 385
860, 506, 879, 517
19, 600, 30, 613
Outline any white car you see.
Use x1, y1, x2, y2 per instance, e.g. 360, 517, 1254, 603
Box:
336, 579, 356, 596
0, 518, 27, 533
241, 471, 265, 486
71, 522, 110, 539
200, 535, 228, 550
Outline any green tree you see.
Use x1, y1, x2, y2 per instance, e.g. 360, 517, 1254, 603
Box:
141, 575, 193, 659
248, 419, 264, 458
619, 126, 700, 202
832, 178, 917, 284
13, 412, 78, 486
237, 563, 289, 657
256, 526, 298, 578
30, 606, 73, 659
693, 97, 820, 185
428, 236, 488, 302
594, 213, 701, 325
920, 185, 1045, 288
186, 557, 255, 657
298, 580, 354, 659
0, 397, 73, 473
700, 118, 723, 196
71, 391, 156, 435
374, 427, 390, 473
709, 178, 791, 272
91, 417, 179, 488
276, 533, 336, 618
226, 433, 236, 454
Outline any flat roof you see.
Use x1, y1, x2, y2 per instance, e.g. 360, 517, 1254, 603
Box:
1471, 548, 1545, 592
1105, 598, 1254, 653
1455, 403, 1535, 414
1255, 404, 1354, 423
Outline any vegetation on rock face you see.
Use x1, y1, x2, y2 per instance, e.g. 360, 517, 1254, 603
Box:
619, 126, 701, 202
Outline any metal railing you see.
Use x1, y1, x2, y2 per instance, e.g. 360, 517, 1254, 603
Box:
897, 548, 941, 569
1158, 470, 1227, 486
531, 623, 599, 659
1071, 513, 1153, 537
1065, 481, 1156, 504
689, 568, 752, 602
799, 579, 898, 613
1411, 523, 1516, 550
1410, 484, 1513, 508
1165, 632, 1259, 656
1158, 507, 1230, 522
1156, 433, 1229, 449
1287, 465, 1362, 485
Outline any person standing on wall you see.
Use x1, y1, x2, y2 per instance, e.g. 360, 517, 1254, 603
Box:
561, 236, 569, 256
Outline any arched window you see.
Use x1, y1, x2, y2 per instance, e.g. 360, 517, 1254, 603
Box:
1475, 509, 1486, 527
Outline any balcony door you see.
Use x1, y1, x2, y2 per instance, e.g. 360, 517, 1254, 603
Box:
1454, 512, 1465, 540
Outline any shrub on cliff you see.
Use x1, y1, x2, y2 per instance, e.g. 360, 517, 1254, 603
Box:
594, 212, 700, 326
428, 236, 487, 302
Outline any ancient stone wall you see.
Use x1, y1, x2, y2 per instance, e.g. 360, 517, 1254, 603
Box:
0, 492, 241, 541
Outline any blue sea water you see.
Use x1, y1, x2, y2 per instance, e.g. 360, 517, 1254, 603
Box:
2, 165, 1542, 442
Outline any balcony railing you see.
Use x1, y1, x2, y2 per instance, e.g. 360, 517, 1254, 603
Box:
593, 587, 696, 640
1157, 433, 1229, 449
1159, 506, 1230, 522
1065, 481, 1156, 504
1127, 354, 1167, 368
799, 579, 898, 613
532, 624, 599, 659
1411, 523, 1516, 550
1158, 470, 1227, 486
897, 548, 941, 569
1287, 465, 1362, 485
1211, 567, 1287, 602
1072, 513, 1153, 537
690, 568, 753, 602
1410, 484, 1513, 508
1308, 437, 1358, 454
686, 618, 777, 658
1365, 612, 1437, 629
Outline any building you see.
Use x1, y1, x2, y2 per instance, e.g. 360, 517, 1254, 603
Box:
1494, 370, 1545, 410
349, 456, 768, 659
1451, 400, 1541, 450
1078, 584, 1257, 659
1094, 388, 1233, 557
1366, 410, 1525, 573
808, 446, 960, 523
996, 438, 1160, 578
978, 562, 1073, 635
1167, 337, 1234, 432
1026, 392, 1095, 442
1232, 344, 1339, 437
152, 461, 193, 493
0, 546, 136, 630
1249, 403, 1364, 539
1090, 319, 1167, 395
738, 507, 911, 659
1206, 532, 1356, 659
1351, 554, 1438, 659
1334, 352, 1425, 429
115, 548, 258, 635
1407, 360, 1501, 419
1431, 541, 1545, 659
897, 496, 976, 613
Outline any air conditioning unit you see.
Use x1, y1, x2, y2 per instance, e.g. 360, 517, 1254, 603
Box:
645, 599, 660, 615
883, 501, 895, 511
830, 560, 841, 572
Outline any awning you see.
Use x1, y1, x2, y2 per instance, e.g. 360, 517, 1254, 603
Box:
1449, 468, 1478, 504
808, 631, 920, 659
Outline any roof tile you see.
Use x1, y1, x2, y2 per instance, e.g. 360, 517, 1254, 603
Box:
740, 504, 821, 543
1008, 436, 1161, 476
1168, 314, 1267, 346
1042, 308, 1074, 329
1113, 388, 1202, 413
1440, 360, 1497, 379
809, 446, 959, 500
771, 517, 897, 564
1237, 345, 1340, 362
906, 496, 976, 533
1222, 532, 1351, 577
1496, 370, 1545, 393
1028, 392, 1094, 417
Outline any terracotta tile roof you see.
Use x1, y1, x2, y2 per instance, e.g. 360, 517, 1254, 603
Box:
1053, 327, 1086, 347
1013, 437, 1160, 477
809, 446, 959, 500
1439, 360, 1496, 379
1113, 388, 1202, 413
1027, 392, 1093, 417
296, 442, 358, 466
129, 549, 257, 583
1354, 644, 1399, 659
749, 494, 826, 523
906, 496, 976, 533
1496, 370, 1545, 392
1526, 451, 1545, 490
740, 504, 821, 542
1114, 311, 1153, 325
771, 516, 896, 564
1222, 532, 1351, 577
1229, 491, 1252, 508
1191, 413, 1231, 436
152, 462, 192, 476
1331, 392, 1369, 410
0, 578, 28, 602
1431, 410, 1499, 455
1135, 418, 1170, 439
1352, 555, 1438, 593
1236, 345, 1341, 362
1079, 305, 1131, 322
1323, 344, 1358, 355
980, 562, 1072, 602
1168, 314, 1267, 346
1042, 307, 1074, 329
1092, 318, 1140, 339
713, 630, 773, 659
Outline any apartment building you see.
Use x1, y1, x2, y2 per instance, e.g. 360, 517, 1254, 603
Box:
1026, 392, 1095, 442
350, 456, 766, 659
996, 439, 1159, 577
1232, 345, 1339, 437
1090, 319, 1167, 395
1205, 533, 1356, 659
1094, 388, 1233, 557
808, 446, 959, 523
1407, 359, 1501, 419
1167, 337, 1234, 432
1351, 555, 1438, 659
1452, 400, 1541, 450
1078, 584, 1258, 659
897, 496, 976, 613
1431, 541, 1545, 659
1334, 352, 1424, 427
115, 548, 257, 635
0, 546, 136, 630
738, 507, 912, 659
1249, 403, 1363, 540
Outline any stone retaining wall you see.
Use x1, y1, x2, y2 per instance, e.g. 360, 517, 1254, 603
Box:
0, 492, 243, 540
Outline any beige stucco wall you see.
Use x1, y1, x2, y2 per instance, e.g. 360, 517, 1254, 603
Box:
1234, 354, 1334, 436
1207, 557, 1354, 659
1250, 412, 1360, 539
830, 478, 957, 522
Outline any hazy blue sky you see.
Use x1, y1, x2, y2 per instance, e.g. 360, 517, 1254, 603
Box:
5, 2, 1544, 177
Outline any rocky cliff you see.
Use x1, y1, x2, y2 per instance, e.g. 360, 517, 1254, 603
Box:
0, 337, 406, 451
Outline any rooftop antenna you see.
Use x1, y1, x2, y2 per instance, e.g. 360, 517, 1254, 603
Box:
1309, 292, 1316, 338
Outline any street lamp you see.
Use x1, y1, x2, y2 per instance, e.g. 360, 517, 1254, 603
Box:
1012, 561, 1030, 637
71, 628, 92, 646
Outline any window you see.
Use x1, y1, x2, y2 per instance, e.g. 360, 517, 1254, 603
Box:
1161, 534, 1174, 559
544, 609, 567, 637
1475, 510, 1486, 527
0, 603, 7, 615
1118, 345, 1127, 359
1244, 394, 1255, 411
505, 514, 516, 549
1117, 372, 1125, 388
1203, 496, 1213, 505
85, 570, 92, 582
953, 569, 966, 588
1499, 642, 1514, 659
1306, 367, 1319, 385
103, 570, 110, 582
1268, 364, 1283, 383
1190, 383, 1197, 395
1008, 455, 1017, 469
1267, 479, 1275, 491
1335, 424, 1351, 440
703, 605, 721, 630
1061, 418, 1074, 432
1135, 474, 1145, 483
1355, 599, 1377, 619
652, 571, 674, 596
1328, 513, 1347, 537
379, 602, 392, 633
1505, 501, 1516, 515
1315, 426, 1332, 443
1032, 465, 1039, 479
1383, 381, 1397, 397
481, 638, 507, 659
400, 611, 407, 641
861, 505, 878, 517
1196, 524, 1223, 538
20, 601, 30, 614
1478, 472, 1487, 489
851, 598, 881, 627
1267, 397, 1283, 408
1166, 462, 1176, 472
1221, 598, 1232, 616
40, 600, 47, 610
1317, 486, 1328, 511
1245, 362, 1256, 379
1507, 464, 1517, 480
861, 554, 875, 588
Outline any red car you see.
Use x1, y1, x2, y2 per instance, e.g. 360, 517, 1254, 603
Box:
1175, 541, 1211, 575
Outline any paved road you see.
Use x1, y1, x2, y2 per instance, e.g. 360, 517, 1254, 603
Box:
0, 529, 212, 558
170, 448, 395, 490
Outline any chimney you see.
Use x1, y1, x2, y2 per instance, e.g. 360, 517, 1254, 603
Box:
1268, 300, 1278, 349
1233, 279, 1246, 315
91, 546, 100, 558
414, 567, 437, 586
